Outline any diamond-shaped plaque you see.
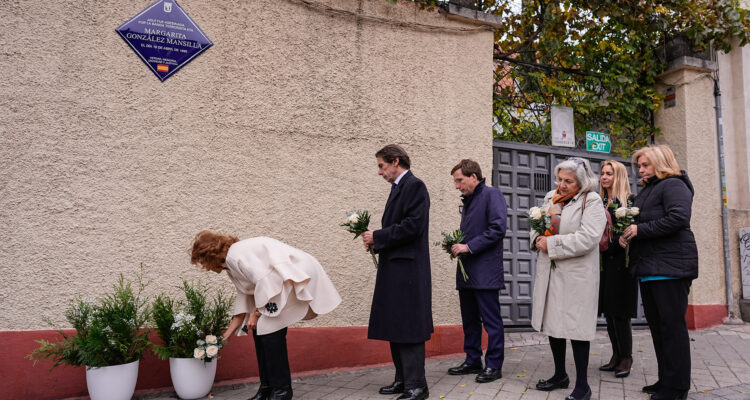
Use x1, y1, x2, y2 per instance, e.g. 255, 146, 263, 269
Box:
116, 0, 213, 82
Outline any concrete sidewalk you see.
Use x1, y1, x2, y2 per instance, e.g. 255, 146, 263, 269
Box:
141, 324, 750, 400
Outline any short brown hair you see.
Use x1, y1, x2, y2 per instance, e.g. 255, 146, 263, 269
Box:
375, 144, 411, 169
451, 159, 483, 180
190, 230, 239, 272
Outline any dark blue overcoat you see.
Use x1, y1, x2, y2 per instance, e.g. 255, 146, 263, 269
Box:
369, 171, 434, 343
457, 180, 507, 290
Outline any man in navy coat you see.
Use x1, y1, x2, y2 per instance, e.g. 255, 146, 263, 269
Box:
362, 144, 432, 400
447, 159, 507, 383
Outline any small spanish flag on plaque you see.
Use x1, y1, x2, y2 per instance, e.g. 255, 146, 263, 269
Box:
156, 64, 169, 73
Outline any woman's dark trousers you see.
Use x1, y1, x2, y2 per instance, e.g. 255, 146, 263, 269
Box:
605, 315, 632, 359
252, 328, 292, 390
640, 279, 691, 392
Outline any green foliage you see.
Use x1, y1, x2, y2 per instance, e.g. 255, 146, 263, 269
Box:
401, 0, 750, 156
27, 271, 151, 369
434, 229, 469, 281
151, 281, 233, 360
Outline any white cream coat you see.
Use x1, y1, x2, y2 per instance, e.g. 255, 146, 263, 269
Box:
224, 237, 342, 335
530, 190, 606, 341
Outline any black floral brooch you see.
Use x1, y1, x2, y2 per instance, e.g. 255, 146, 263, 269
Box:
264, 302, 278, 314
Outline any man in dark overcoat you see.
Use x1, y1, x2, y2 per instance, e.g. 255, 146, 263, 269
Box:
361, 144, 433, 400
446, 159, 507, 383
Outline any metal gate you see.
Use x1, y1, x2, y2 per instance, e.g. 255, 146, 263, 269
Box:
493, 140, 647, 327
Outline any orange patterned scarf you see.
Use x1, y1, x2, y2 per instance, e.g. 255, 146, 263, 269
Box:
545, 188, 579, 236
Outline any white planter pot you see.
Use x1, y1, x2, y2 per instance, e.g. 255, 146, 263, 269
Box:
85, 360, 139, 400
169, 357, 218, 399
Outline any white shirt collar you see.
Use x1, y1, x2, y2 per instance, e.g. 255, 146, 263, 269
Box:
394, 169, 409, 185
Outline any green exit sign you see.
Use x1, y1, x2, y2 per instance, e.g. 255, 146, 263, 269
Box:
586, 131, 611, 153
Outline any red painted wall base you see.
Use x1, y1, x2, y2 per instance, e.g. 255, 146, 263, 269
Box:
1, 325, 479, 400
685, 304, 727, 329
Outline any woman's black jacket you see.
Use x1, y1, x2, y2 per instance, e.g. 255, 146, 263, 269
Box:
631, 172, 699, 280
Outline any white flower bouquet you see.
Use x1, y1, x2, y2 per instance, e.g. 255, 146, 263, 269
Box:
341, 210, 378, 268
610, 202, 640, 267
151, 281, 233, 362
193, 335, 221, 361
525, 206, 557, 269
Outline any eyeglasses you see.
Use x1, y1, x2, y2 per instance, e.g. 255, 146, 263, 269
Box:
567, 157, 589, 172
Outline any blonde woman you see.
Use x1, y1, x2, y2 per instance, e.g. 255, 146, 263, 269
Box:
598, 160, 637, 378
531, 157, 606, 400
620, 146, 698, 400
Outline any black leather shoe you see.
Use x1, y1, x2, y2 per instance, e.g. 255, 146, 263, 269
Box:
650, 389, 688, 400
397, 386, 429, 400
536, 375, 570, 391
475, 367, 502, 383
599, 354, 618, 371
564, 388, 592, 400
379, 381, 404, 395
249, 385, 271, 400
614, 356, 632, 378
268, 386, 293, 400
448, 361, 483, 375
642, 382, 661, 394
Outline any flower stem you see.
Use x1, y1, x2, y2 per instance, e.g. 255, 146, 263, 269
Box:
458, 257, 469, 281
370, 250, 378, 269
625, 245, 630, 268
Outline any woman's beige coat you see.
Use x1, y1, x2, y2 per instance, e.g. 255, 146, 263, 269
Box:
224, 237, 342, 335
530, 190, 606, 341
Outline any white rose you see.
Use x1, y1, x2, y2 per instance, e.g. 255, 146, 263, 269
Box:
348, 213, 359, 223
629, 207, 640, 216
206, 345, 219, 358
529, 207, 542, 219
205, 335, 217, 345
194, 348, 205, 359
615, 207, 627, 219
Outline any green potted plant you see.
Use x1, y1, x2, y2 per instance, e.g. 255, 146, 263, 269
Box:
151, 281, 233, 400
26, 273, 151, 400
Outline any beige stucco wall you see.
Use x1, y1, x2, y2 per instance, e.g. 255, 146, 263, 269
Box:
718, 42, 750, 210
0, 0, 495, 330
654, 65, 725, 306
719, 32, 750, 317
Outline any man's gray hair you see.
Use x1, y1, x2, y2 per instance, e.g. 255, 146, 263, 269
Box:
554, 157, 598, 193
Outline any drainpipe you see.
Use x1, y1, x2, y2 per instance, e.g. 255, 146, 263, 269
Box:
713, 61, 743, 324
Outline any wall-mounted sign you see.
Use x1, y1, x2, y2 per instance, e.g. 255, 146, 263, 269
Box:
664, 86, 676, 108
585, 131, 611, 153
551, 106, 575, 148
116, 0, 212, 82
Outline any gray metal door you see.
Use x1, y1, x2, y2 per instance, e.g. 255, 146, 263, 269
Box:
493, 140, 647, 327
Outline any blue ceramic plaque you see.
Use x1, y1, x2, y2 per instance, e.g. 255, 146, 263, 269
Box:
116, 0, 213, 81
